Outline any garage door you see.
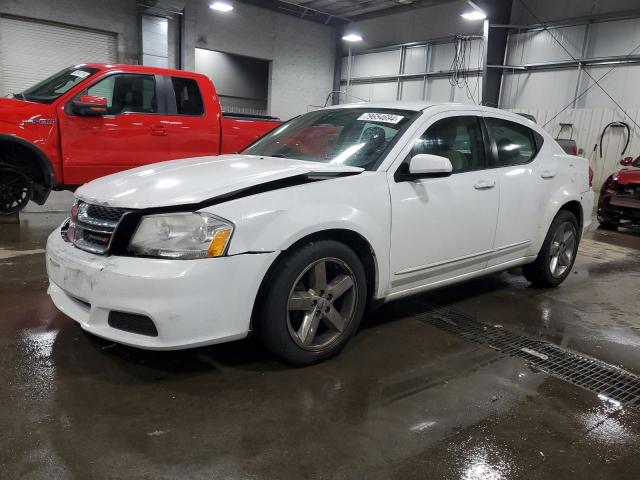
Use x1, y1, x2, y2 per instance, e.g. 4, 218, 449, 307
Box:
0, 17, 117, 96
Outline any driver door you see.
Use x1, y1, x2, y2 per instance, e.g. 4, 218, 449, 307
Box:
387, 112, 499, 294
58, 73, 170, 184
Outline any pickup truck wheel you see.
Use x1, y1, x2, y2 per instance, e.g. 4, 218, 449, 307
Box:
523, 210, 579, 288
0, 167, 32, 214
256, 240, 367, 366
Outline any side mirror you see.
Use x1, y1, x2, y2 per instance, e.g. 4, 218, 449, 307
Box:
72, 95, 108, 116
620, 156, 634, 166
408, 154, 453, 177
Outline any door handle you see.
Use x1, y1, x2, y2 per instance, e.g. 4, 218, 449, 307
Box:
541, 169, 556, 179
151, 125, 167, 136
474, 180, 496, 190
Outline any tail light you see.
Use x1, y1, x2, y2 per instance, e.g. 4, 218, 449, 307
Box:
572, 145, 577, 156
588, 166, 593, 188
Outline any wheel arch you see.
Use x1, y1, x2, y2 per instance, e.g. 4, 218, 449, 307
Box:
558, 200, 583, 232
0, 134, 56, 204
249, 228, 380, 333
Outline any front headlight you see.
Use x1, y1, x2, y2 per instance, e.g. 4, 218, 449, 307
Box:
128, 212, 234, 260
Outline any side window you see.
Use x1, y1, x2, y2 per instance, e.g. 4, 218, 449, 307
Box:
486, 118, 537, 166
87, 74, 157, 115
411, 116, 485, 172
171, 77, 204, 115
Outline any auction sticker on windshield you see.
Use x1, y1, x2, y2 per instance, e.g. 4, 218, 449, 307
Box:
357, 112, 405, 124
70, 70, 91, 78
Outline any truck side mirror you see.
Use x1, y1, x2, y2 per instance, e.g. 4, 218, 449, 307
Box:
72, 95, 108, 116
620, 156, 634, 166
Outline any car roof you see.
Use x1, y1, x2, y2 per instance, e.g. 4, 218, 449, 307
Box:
80, 63, 208, 79
324, 101, 531, 121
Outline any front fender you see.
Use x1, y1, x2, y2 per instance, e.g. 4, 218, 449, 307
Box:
204, 173, 392, 298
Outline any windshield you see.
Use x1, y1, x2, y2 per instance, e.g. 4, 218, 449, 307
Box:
21, 66, 99, 104
244, 108, 417, 169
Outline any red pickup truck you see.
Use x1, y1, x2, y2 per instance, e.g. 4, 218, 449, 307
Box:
0, 64, 281, 214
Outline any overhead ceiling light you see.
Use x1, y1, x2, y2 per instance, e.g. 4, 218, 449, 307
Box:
342, 33, 363, 42
461, 10, 487, 20
210, 1, 233, 12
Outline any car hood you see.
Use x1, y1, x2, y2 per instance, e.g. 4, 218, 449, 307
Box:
75, 155, 364, 209
615, 166, 640, 185
0, 97, 51, 123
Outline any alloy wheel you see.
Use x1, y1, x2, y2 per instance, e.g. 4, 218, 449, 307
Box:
286, 257, 358, 351
549, 221, 577, 278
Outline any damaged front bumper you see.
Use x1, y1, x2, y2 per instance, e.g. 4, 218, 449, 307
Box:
46, 226, 278, 350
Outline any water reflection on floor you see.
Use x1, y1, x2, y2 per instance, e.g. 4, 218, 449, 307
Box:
1, 213, 639, 479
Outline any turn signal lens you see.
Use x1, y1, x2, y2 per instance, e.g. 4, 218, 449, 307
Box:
207, 227, 233, 257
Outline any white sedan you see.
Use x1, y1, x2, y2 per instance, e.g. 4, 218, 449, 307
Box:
46, 102, 594, 365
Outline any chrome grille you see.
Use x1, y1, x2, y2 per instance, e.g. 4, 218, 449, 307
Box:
69, 201, 127, 254
85, 204, 128, 224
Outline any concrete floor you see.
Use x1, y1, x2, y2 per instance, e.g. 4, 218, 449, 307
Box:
2, 204, 640, 479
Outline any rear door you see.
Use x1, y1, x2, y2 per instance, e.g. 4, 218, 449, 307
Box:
387, 112, 500, 293
483, 115, 557, 266
59, 73, 170, 184
161, 76, 220, 159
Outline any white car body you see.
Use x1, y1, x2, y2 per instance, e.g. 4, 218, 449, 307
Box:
46, 102, 594, 350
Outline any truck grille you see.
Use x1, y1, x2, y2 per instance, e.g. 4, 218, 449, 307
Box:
68, 201, 128, 254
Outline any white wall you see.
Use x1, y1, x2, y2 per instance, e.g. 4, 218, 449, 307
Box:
500, 17, 640, 110
341, 38, 483, 105
0, 0, 139, 64
515, 107, 640, 192
183, 0, 336, 120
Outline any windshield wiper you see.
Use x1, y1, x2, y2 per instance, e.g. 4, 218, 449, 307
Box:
12, 92, 25, 100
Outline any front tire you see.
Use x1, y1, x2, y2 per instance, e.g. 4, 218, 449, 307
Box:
0, 166, 32, 214
523, 210, 579, 288
255, 240, 367, 366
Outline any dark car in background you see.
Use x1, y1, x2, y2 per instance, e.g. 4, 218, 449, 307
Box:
598, 155, 640, 229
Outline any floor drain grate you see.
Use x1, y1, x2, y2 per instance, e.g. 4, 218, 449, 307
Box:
419, 306, 640, 408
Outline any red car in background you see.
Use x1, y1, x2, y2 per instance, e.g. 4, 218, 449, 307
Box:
0, 64, 281, 214
598, 155, 640, 229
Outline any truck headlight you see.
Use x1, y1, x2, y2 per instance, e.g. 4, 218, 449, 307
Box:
129, 212, 233, 259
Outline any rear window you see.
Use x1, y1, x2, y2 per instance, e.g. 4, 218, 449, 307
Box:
486, 118, 539, 166
171, 77, 204, 115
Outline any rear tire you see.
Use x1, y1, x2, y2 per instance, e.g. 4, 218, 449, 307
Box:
523, 210, 580, 288
255, 240, 367, 366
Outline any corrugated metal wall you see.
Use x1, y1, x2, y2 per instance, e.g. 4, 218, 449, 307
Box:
500, 17, 640, 110
0, 16, 117, 96
514, 107, 639, 191
340, 39, 483, 105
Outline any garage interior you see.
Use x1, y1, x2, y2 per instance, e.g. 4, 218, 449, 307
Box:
1, 0, 640, 478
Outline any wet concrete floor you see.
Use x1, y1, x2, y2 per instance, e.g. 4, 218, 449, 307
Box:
2, 206, 640, 479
